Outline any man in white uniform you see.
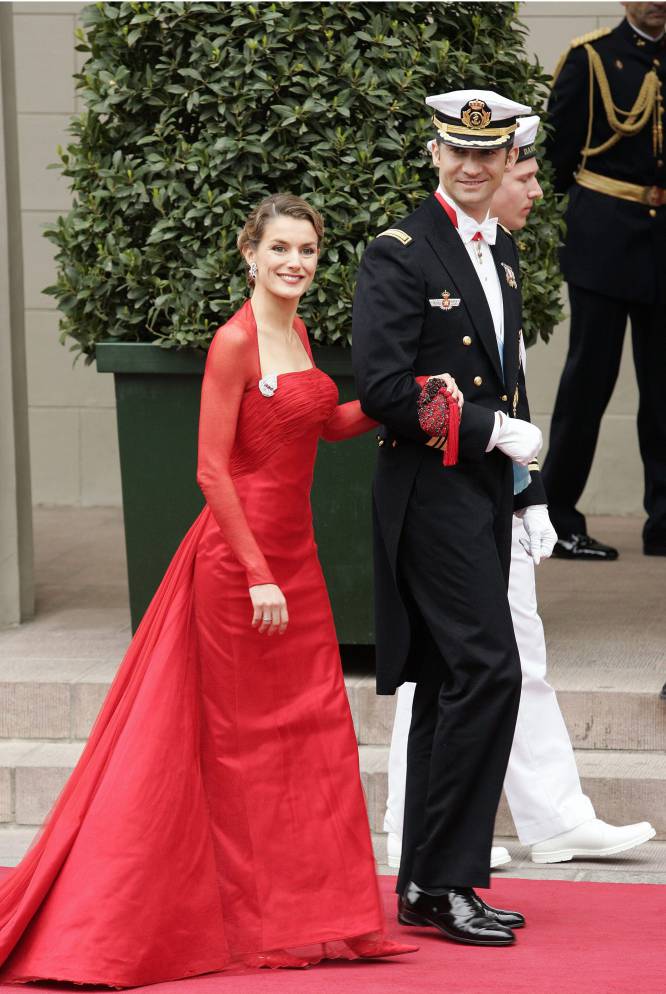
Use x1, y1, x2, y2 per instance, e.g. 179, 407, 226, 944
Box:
384, 116, 656, 869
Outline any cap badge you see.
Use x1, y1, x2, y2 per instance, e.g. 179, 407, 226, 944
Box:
461, 98, 492, 130
501, 263, 517, 289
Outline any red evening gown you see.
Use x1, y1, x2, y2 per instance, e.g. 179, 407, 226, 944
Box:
0, 300, 402, 987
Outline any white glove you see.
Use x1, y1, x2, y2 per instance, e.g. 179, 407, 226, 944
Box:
516, 504, 558, 565
493, 414, 542, 466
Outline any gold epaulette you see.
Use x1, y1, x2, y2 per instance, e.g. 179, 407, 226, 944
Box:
552, 26, 611, 84
377, 228, 412, 246
571, 26, 612, 49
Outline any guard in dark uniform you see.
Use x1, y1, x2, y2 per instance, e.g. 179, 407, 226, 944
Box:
543, 5, 666, 560
353, 90, 549, 946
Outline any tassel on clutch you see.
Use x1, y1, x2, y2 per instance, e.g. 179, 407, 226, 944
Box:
417, 377, 460, 466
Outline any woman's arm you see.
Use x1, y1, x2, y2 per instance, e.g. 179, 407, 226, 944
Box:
320, 400, 378, 442
196, 324, 276, 587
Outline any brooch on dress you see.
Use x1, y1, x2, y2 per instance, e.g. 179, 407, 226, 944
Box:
258, 374, 278, 398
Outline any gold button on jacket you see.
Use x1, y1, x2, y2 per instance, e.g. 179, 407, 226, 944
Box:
500, 393, 508, 402
462, 336, 472, 346
473, 376, 483, 387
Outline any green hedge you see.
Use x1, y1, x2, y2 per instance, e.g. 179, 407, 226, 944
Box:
46, 1, 563, 358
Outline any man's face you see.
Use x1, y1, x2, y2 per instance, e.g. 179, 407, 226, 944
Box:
432, 142, 517, 216
490, 157, 543, 231
622, 2, 666, 36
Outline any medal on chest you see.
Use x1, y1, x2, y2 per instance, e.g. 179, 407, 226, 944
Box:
429, 289, 461, 311
501, 262, 517, 288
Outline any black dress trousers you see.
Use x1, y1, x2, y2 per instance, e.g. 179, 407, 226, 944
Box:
395, 450, 522, 894
542, 283, 666, 548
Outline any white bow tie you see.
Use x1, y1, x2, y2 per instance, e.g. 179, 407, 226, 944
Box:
457, 214, 498, 246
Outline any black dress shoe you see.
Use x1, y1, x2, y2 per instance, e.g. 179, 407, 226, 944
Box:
468, 890, 525, 929
552, 533, 619, 561
398, 882, 515, 946
644, 542, 666, 556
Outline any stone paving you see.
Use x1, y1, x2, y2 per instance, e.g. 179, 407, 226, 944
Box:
0, 507, 664, 883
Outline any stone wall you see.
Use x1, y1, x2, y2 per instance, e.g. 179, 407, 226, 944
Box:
12, 1, 643, 514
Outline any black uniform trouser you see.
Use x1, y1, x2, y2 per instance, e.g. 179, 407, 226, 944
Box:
543, 283, 666, 548
395, 452, 522, 894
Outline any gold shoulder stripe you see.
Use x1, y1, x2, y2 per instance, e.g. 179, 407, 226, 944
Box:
498, 223, 512, 237
552, 26, 611, 85
377, 228, 413, 246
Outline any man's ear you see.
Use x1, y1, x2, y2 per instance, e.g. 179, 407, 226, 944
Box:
505, 145, 519, 170
431, 142, 441, 168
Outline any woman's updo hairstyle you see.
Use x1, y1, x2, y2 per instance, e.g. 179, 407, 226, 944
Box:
237, 194, 324, 282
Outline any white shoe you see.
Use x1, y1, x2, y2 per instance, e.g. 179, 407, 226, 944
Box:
531, 818, 656, 864
386, 834, 511, 870
491, 845, 511, 868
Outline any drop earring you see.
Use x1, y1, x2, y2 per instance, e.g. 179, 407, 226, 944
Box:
249, 262, 257, 281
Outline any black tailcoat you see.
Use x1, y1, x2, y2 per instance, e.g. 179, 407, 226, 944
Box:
353, 193, 546, 889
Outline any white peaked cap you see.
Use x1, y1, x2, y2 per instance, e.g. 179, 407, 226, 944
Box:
515, 114, 541, 160
515, 114, 540, 148
426, 89, 532, 149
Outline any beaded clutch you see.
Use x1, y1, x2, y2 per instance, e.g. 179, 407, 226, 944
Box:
417, 377, 460, 466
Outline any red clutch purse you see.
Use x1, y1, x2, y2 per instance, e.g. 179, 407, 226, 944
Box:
417, 377, 460, 466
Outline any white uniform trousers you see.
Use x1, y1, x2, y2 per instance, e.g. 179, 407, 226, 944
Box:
384, 515, 596, 847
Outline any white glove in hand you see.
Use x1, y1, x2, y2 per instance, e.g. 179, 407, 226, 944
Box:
494, 415, 542, 466
516, 504, 558, 565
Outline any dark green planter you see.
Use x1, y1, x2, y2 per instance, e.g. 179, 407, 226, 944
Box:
96, 342, 375, 641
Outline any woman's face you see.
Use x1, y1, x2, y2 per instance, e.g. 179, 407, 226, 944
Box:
245, 216, 319, 301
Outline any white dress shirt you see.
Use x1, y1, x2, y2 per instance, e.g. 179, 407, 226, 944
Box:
437, 186, 504, 346
437, 186, 504, 448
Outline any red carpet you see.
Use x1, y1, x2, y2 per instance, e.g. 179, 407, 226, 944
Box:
0, 873, 663, 993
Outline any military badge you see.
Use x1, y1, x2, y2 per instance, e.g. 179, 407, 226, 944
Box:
501, 263, 517, 288
461, 98, 492, 130
429, 290, 461, 311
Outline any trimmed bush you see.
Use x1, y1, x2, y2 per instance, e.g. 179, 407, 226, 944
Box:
46, 1, 562, 358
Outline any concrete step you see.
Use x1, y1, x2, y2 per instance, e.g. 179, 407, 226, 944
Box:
359, 745, 666, 841
0, 740, 85, 826
0, 659, 118, 741
0, 826, 38, 867
3, 663, 665, 753
2, 735, 663, 859
347, 676, 666, 752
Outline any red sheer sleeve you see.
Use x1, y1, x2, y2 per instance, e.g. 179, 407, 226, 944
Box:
196, 323, 276, 588
321, 401, 378, 442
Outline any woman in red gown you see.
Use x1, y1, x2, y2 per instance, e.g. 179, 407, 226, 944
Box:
0, 194, 416, 986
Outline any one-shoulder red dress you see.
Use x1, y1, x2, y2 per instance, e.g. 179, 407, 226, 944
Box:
0, 301, 408, 987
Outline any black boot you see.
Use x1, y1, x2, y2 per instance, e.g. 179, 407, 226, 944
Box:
398, 882, 515, 946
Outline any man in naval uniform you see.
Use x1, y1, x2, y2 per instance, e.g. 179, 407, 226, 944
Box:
353, 90, 547, 947
382, 115, 656, 875
543, 2, 666, 561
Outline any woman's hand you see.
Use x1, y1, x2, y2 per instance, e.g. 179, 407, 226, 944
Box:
249, 584, 289, 636
428, 373, 464, 410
